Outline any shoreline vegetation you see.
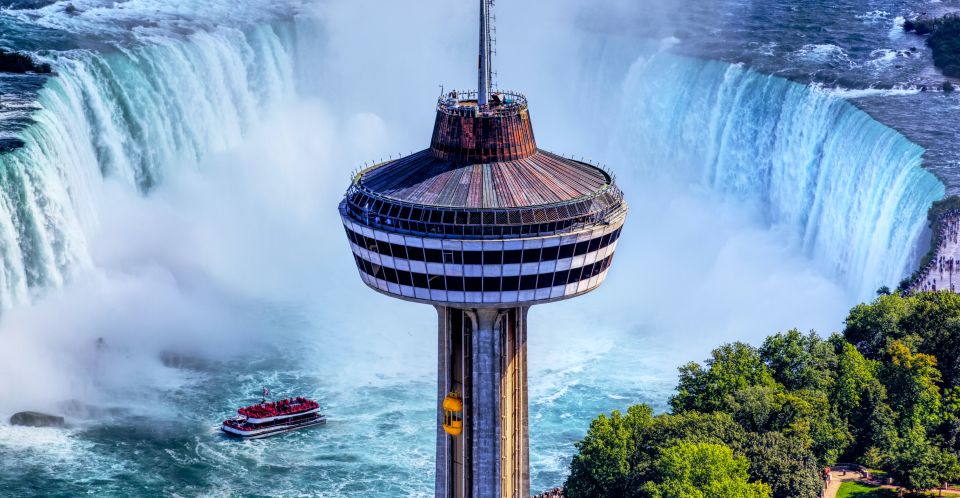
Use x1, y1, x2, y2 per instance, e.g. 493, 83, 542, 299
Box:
904, 14, 960, 82
561, 291, 960, 498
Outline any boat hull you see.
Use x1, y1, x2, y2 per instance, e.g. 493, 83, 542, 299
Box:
222, 414, 326, 439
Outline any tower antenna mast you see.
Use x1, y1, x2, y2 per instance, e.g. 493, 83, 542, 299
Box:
478, 0, 493, 107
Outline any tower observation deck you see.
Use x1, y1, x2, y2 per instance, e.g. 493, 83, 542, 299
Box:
338, 2, 628, 496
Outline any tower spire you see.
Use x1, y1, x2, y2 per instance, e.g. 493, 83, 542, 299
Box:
478, 0, 492, 107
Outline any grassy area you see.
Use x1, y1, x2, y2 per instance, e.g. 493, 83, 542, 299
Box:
836, 481, 945, 497
837, 482, 897, 497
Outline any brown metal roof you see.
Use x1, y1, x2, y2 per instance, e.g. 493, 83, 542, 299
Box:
359, 149, 610, 209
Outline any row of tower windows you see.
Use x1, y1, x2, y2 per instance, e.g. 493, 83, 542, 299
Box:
352, 253, 614, 293
344, 227, 622, 266
342, 189, 625, 238
344, 202, 622, 239
348, 189, 606, 224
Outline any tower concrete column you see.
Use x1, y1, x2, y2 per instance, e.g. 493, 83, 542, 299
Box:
436, 306, 529, 498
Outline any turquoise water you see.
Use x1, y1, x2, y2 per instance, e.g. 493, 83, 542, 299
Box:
0, 302, 677, 496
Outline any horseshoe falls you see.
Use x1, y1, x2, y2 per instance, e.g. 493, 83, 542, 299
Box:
611, 54, 945, 300
0, 22, 298, 309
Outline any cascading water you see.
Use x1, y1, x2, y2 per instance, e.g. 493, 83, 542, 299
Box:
612, 53, 945, 299
0, 23, 299, 309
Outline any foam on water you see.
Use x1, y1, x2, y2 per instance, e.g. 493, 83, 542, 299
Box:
4, 0, 304, 40
790, 43, 856, 68
867, 48, 900, 68
857, 10, 892, 23
824, 84, 924, 98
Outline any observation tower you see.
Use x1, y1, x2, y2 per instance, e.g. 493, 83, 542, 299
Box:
338, 1, 628, 496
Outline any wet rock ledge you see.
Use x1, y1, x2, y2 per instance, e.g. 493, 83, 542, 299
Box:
0, 49, 52, 74
10, 411, 65, 428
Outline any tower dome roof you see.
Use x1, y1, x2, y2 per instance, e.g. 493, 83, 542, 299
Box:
341, 90, 625, 240
359, 149, 611, 210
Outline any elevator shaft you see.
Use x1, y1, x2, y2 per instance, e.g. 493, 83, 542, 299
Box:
435, 306, 529, 498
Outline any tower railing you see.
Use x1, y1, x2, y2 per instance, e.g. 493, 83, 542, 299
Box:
341, 180, 626, 240
437, 90, 528, 117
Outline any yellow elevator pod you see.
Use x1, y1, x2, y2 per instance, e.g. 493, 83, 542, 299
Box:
442, 392, 463, 436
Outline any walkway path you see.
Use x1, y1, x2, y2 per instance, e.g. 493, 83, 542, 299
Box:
823, 470, 859, 498
914, 213, 960, 293
823, 469, 960, 498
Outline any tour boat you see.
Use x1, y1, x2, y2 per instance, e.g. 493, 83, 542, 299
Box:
221, 397, 325, 439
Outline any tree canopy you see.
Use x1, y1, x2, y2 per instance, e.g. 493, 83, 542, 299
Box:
565, 292, 960, 497
642, 441, 771, 498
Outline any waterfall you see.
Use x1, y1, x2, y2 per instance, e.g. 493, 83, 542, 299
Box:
0, 23, 299, 309
0, 20, 946, 309
612, 54, 945, 299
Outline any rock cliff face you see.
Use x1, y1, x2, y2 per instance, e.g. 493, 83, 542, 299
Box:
10, 411, 65, 427
0, 49, 51, 74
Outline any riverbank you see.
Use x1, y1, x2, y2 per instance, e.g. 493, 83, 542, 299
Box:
904, 196, 960, 293
904, 14, 960, 78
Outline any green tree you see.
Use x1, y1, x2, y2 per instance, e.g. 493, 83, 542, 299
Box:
642, 441, 771, 498
843, 292, 960, 388
565, 408, 747, 497
830, 339, 878, 422
639, 411, 747, 468
672, 343, 776, 413
940, 387, 960, 452
927, 15, 960, 77
725, 386, 814, 434
899, 292, 960, 387
759, 330, 836, 392
822, 338, 899, 462
725, 385, 851, 464
862, 402, 899, 464
566, 410, 634, 498
742, 431, 822, 498
892, 425, 960, 492
881, 340, 943, 431
844, 294, 910, 359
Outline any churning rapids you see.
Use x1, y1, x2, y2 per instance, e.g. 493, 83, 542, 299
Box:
0, 0, 949, 495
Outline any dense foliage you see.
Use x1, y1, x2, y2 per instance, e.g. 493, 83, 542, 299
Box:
904, 14, 960, 78
565, 292, 960, 497
643, 441, 771, 498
